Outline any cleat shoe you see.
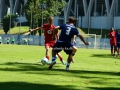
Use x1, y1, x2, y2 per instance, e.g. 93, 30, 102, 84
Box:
65, 67, 69, 71
48, 61, 56, 69
47, 61, 51, 65
61, 60, 66, 65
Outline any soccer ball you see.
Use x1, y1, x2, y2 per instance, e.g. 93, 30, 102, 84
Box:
41, 58, 48, 65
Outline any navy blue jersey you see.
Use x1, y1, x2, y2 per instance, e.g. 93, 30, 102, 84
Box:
58, 24, 80, 42
117, 32, 120, 43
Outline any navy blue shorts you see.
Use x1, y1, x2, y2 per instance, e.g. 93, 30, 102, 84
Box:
53, 41, 73, 55
117, 43, 120, 48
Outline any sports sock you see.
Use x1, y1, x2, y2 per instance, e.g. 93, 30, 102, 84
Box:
66, 63, 70, 68
111, 49, 113, 55
59, 57, 63, 61
52, 56, 57, 62
46, 55, 50, 60
55, 55, 58, 58
66, 63, 70, 70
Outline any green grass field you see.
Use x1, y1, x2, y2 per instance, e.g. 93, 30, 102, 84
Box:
0, 44, 120, 90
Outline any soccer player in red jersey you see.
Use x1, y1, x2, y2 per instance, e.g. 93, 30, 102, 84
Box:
30, 16, 66, 65
108, 27, 117, 56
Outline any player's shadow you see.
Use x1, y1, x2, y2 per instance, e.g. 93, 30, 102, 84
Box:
91, 54, 120, 59
0, 82, 77, 90
0, 62, 61, 73
53, 69, 120, 76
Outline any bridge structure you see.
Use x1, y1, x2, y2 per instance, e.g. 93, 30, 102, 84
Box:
0, 0, 120, 29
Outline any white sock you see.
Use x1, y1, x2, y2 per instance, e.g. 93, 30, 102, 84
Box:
66, 63, 70, 67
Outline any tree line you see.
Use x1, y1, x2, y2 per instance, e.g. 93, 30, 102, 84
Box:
2, 0, 66, 35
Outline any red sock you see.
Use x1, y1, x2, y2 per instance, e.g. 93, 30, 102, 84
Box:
59, 57, 63, 61
46, 55, 50, 60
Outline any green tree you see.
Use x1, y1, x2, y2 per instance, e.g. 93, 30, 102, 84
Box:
2, 14, 18, 34
24, 0, 66, 35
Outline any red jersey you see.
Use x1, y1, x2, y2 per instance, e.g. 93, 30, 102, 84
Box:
42, 23, 57, 43
108, 31, 116, 44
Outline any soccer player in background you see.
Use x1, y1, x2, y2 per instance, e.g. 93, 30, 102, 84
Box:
6, 37, 10, 44
108, 27, 117, 57
23, 39, 28, 45
116, 29, 120, 56
29, 16, 66, 65
49, 17, 89, 70
11, 36, 15, 44
0, 36, 2, 44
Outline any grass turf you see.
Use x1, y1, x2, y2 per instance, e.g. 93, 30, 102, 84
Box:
0, 44, 120, 90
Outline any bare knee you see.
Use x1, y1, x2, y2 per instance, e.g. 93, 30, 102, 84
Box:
73, 46, 77, 52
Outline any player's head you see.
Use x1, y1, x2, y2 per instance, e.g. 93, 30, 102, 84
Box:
66, 21, 69, 24
118, 29, 120, 33
111, 27, 114, 31
68, 17, 76, 25
48, 16, 54, 25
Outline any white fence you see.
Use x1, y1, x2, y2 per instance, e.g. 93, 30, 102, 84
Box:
0, 34, 110, 49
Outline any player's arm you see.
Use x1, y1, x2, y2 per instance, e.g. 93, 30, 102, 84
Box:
55, 29, 59, 40
53, 26, 60, 40
71, 35, 76, 44
29, 27, 43, 32
75, 28, 89, 45
78, 34, 89, 45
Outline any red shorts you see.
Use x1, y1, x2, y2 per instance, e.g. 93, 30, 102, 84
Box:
110, 42, 116, 46
45, 41, 56, 48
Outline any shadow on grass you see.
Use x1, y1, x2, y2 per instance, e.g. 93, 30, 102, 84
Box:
53, 69, 120, 76
0, 62, 120, 89
0, 62, 120, 76
91, 54, 120, 59
0, 82, 77, 90
88, 87, 120, 90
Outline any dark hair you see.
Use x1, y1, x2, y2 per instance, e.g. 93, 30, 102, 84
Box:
66, 21, 69, 24
68, 17, 76, 23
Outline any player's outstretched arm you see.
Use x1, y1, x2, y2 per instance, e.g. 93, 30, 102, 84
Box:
29, 27, 43, 32
78, 34, 89, 45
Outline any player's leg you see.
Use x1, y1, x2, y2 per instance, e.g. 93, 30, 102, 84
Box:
57, 53, 66, 65
110, 45, 114, 56
71, 46, 77, 63
116, 43, 120, 56
49, 49, 60, 69
66, 54, 73, 71
49, 41, 62, 69
63, 43, 74, 70
113, 44, 117, 56
45, 43, 50, 60
45, 43, 52, 65
72, 46, 77, 55
118, 47, 120, 57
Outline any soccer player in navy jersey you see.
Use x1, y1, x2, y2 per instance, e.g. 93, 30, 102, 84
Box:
116, 29, 120, 56
49, 17, 89, 70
